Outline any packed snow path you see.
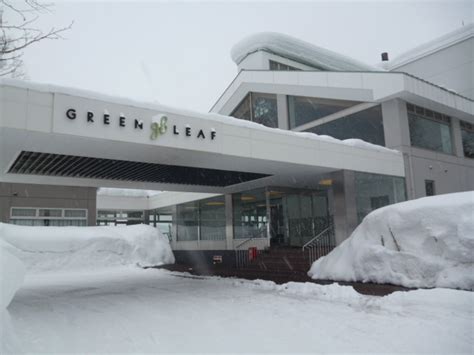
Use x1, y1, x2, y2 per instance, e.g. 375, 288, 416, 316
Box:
7, 268, 472, 353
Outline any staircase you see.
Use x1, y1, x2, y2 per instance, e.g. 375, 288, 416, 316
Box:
157, 246, 412, 296
189, 247, 324, 284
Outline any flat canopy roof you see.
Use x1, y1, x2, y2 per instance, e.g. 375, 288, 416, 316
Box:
0, 79, 404, 193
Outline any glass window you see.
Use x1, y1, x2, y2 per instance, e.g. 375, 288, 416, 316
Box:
231, 94, 251, 121
38, 208, 62, 217
460, 120, 474, 159
269, 60, 300, 71
288, 95, 358, 128
199, 196, 226, 241
407, 104, 453, 154
177, 201, 199, 241
11, 208, 36, 217
306, 105, 385, 146
231, 93, 278, 128
125, 211, 144, 219
425, 180, 435, 196
233, 189, 267, 239
64, 209, 87, 218
10, 207, 88, 227
355, 172, 406, 223
252, 93, 278, 128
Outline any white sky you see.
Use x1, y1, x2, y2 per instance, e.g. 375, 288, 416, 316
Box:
18, 0, 474, 112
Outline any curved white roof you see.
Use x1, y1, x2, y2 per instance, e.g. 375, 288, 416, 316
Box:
230, 32, 378, 71
388, 23, 474, 69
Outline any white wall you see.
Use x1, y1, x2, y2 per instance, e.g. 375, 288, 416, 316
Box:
393, 37, 474, 99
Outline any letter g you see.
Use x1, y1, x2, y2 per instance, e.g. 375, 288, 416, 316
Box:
66, 109, 76, 120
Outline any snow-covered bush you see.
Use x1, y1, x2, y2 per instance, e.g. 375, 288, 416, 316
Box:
309, 191, 474, 290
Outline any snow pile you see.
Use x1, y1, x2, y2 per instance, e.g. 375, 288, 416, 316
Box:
309, 191, 474, 290
231, 32, 378, 71
0, 224, 174, 273
0, 239, 25, 310
234, 279, 364, 304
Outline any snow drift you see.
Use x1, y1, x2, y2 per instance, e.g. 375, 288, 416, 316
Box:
0, 223, 174, 273
309, 192, 474, 290
0, 239, 25, 310
231, 32, 378, 71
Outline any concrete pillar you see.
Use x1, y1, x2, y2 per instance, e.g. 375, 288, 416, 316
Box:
330, 170, 358, 245
381, 98, 411, 149
225, 194, 234, 250
451, 117, 465, 157
171, 205, 178, 249
381, 99, 414, 200
276, 94, 289, 130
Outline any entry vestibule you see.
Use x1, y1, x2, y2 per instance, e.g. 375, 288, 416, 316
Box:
232, 187, 334, 248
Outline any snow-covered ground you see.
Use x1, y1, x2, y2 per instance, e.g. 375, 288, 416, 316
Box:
4, 267, 473, 354
309, 191, 474, 290
2, 200, 473, 354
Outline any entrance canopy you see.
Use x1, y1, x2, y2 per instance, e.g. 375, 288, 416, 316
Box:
0, 79, 404, 193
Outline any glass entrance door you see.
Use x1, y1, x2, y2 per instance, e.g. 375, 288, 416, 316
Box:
281, 190, 330, 247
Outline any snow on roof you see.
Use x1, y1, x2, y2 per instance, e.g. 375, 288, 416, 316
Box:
0, 78, 397, 155
97, 188, 163, 198
230, 32, 378, 71
388, 23, 474, 70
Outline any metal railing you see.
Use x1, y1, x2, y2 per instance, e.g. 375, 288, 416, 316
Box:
302, 225, 335, 266
235, 226, 266, 269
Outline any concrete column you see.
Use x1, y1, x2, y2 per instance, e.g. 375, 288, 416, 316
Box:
0, 182, 12, 223
342, 170, 358, 238
265, 188, 271, 242
225, 194, 234, 250
381, 98, 411, 149
171, 205, 178, 249
330, 170, 358, 245
451, 117, 464, 157
381, 99, 414, 200
276, 94, 289, 130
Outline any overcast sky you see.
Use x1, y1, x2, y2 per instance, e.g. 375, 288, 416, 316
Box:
19, 0, 473, 112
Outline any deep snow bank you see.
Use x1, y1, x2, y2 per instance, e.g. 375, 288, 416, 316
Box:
0, 224, 174, 273
309, 192, 474, 290
0, 239, 25, 310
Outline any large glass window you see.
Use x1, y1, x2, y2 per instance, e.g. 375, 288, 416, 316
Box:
355, 172, 406, 223
460, 120, 474, 159
233, 189, 267, 239
148, 207, 173, 240
306, 105, 385, 146
10, 207, 88, 226
231, 92, 278, 128
288, 95, 358, 128
175, 196, 226, 242
176, 201, 199, 241
199, 197, 226, 241
407, 104, 453, 154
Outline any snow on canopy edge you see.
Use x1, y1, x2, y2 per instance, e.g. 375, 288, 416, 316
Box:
97, 188, 163, 197
0, 78, 399, 156
230, 32, 379, 71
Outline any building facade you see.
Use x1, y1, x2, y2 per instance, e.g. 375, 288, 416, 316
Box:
1, 26, 473, 266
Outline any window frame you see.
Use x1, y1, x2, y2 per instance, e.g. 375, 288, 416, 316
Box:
425, 180, 436, 197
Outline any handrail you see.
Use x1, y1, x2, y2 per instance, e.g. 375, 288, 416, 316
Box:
302, 227, 331, 251
235, 226, 266, 249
